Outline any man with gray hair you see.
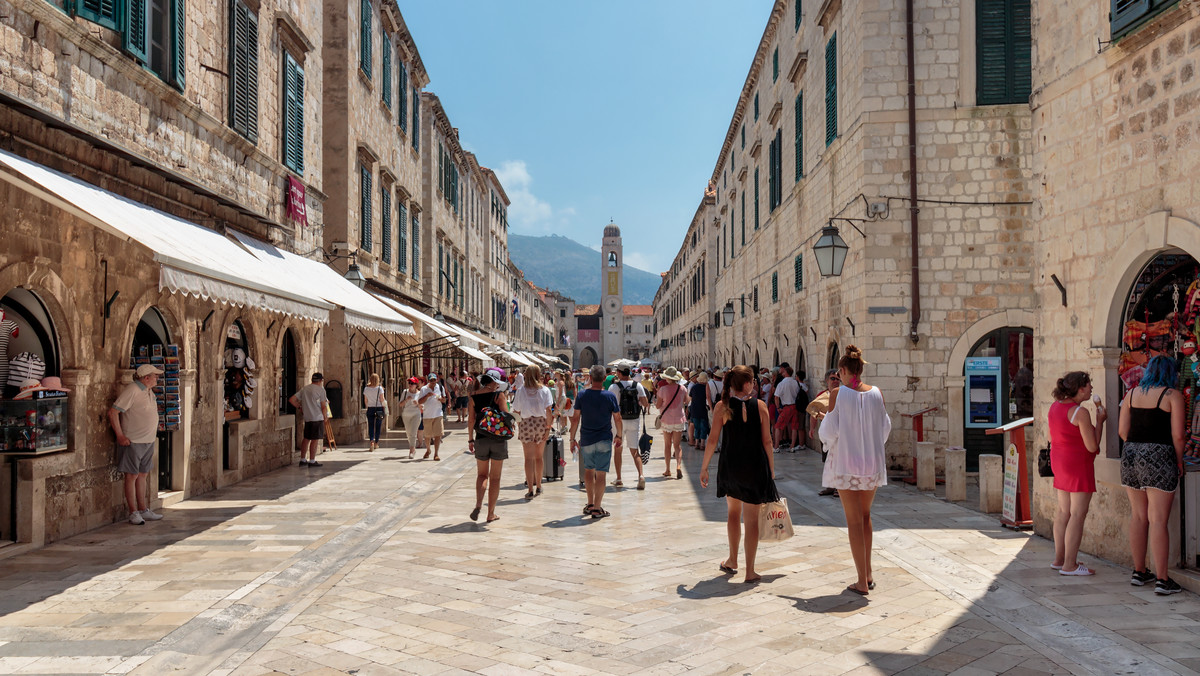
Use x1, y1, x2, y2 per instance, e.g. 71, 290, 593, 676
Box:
570, 364, 622, 518
110, 364, 165, 525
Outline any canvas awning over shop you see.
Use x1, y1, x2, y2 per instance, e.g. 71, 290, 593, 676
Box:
0, 148, 332, 324
229, 232, 412, 335
371, 293, 494, 367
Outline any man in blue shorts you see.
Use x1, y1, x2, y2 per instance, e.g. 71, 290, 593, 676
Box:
570, 364, 622, 519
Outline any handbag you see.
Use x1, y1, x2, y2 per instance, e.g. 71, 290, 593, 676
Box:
475, 393, 515, 441
654, 385, 681, 429
1037, 446, 1053, 478
638, 412, 653, 465
758, 498, 794, 543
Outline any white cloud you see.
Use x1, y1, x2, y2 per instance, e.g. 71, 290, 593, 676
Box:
495, 160, 564, 233
623, 251, 664, 274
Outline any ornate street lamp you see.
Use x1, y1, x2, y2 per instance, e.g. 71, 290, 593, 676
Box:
343, 260, 367, 289
813, 224, 849, 277
722, 302, 735, 327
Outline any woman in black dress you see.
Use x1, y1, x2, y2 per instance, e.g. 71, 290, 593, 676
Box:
700, 365, 778, 583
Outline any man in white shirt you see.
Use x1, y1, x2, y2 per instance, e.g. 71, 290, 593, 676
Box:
773, 366, 801, 452
418, 373, 447, 460
608, 367, 649, 489
110, 364, 166, 525
289, 372, 330, 467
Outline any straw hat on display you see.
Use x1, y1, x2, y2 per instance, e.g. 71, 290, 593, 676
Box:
13, 378, 50, 400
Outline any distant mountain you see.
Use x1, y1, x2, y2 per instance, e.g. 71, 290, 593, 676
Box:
507, 233, 661, 305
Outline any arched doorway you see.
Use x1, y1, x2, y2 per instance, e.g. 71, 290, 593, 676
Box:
580, 347, 598, 368
795, 346, 806, 381
279, 329, 298, 416
557, 353, 571, 368
828, 343, 840, 371
772, 348, 779, 368
962, 327, 1034, 470
1, 288, 60, 398
132, 307, 175, 490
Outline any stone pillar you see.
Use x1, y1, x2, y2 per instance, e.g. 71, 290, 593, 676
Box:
916, 442, 936, 491
945, 447, 966, 501
980, 453, 1003, 513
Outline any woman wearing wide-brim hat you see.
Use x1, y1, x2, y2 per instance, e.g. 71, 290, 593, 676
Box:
655, 366, 690, 479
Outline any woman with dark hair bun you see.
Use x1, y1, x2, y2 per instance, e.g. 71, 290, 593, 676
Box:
1048, 370, 1106, 576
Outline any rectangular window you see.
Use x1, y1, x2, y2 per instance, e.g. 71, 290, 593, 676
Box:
359, 0, 371, 79
768, 137, 777, 213
360, 164, 372, 251
772, 47, 779, 81
398, 61, 408, 131
976, 0, 1032, 105
753, 286, 759, 312
773, 129, 783, 209
795, 0, 802, 29
127, 0, 185, 90
411, 210, 420, 280
772, 272, 778, 303
229, 0, 258, 143
753, 167, 759, 230
1112, 0, 1177, 39
794, 254, 803, 291
381, 186, 392, 265
438, 241, 444, 295
754, 93, 760, 120
282, 52, 304, 174
381, 34, 392, 108
825, 33, 837, 146
412, 87, 420, 150
794, 92, 803, 181
740, 194, 746, 245
741, 125, 745, 149
397, 202, 408, 273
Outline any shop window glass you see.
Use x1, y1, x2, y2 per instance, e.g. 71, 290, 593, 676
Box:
1, 289, 60, 396
279, 329, 298, 415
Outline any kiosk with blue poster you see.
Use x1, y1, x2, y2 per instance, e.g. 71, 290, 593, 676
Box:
965, 357, 1002, 429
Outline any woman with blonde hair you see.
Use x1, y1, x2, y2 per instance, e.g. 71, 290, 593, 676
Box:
363, 373, 387, 452
513, 363, 555, 499
397, 377, 424, 458
699, 365, 777, 583
819, 345, 891, 595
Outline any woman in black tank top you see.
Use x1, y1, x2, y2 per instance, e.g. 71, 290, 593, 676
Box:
1118, 356, 1186, 594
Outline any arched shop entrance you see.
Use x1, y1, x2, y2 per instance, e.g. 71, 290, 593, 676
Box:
131, 307, 180, 491
962, 327, 1033, 470
579, 347, 598, 369
828, 343, 840, 371
279, 329, 298, 416
222, 320, 252, 471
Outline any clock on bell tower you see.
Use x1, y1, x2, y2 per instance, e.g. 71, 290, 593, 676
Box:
600, 221, 625, 365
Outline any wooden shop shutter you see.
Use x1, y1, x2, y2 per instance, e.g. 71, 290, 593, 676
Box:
976, 0, 1031, 105
229, 0, 259, 143
123, 0, 149, 62
794, 92, 803, 181
360, 0, 372, 79
381, 36, 392, 108
76, 0, 118, 31
825, 33, 837, 146
397, 202, 408, 273
283, 52, 305, 174
360, 165, 372, 252
381, 187, 392, 264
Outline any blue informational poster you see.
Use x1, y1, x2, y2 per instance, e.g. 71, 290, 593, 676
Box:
964, 356, 1002, 429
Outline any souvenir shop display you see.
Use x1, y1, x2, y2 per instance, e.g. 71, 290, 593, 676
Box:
131, 344, 182, 431
0, 384, 68, 454
0, 310, 18, 395
222, 324, 254, 420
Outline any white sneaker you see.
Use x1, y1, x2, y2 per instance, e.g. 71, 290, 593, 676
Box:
128, 511, 145, 525
140, 509, 163, 521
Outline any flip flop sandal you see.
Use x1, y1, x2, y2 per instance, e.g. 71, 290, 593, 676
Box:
719, 563, 737, 574
1050, 563, 1063, 570
423, 451, 431, 459
590, 508, 611, 519
846, 584, 869, 596
1059, 564, 1095, 576
486, 515, 500, 523
470, 507, 481, 522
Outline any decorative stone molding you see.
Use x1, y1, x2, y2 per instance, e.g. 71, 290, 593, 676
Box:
788, 51, 809, 85
276, 11, 315, 60
816, 0, 842, 31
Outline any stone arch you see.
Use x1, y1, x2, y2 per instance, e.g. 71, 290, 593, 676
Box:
945, 309, 1038, 448
0, 261, 82, 368
580, 346, 598, 368
119, 287, 185, 364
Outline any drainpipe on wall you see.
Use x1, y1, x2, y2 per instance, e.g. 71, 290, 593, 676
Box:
906, 0, 922, 344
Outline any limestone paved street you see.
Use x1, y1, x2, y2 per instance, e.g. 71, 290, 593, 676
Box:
3, 424, 1200, 675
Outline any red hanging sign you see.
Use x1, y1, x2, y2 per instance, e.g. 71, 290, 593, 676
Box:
286, 176, 308, 227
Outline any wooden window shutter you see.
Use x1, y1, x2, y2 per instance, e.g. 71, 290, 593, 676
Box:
381, 36, 392, 108
381, 187, 392, 264
229, 0, 259, 143
123, 0, 149, 62
399, 62, 408, 130
773, 48, 779, 81
360, 0, 372, 79
76, 0, 118, 31
825, 33, 837, 146
794, 254, 803, 291
795, 0, 802, 30
741, 194, 746, 245
754, 93, 760, 120
397, 202, 408, 273
360, 165, 372, 251
438, 241, 444, 295
767, 139, 776, 212
411, 211, 420, 280
170, 0, 186, 91
1111, 0, 1150, 37
977, 0, 1031, 105
772, 272, 778, 302
794, 92, 803, 181
753, 286, 759, 312
753, 167, 759, 230
283, 53, 305, 174
411, 87, 420, 150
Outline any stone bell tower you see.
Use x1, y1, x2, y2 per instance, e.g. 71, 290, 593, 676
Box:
601, 221, 624, 365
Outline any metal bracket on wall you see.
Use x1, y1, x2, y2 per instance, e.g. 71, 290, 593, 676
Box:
1050, 274, 1067, 307
266, 320, 276, 336
846, 317, 856, 335
809, 327, 817, 340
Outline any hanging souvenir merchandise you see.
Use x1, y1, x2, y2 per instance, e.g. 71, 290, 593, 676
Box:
222, 324, 254, 420
131, 344, 182, 431
7, 351, 45, 389
0, 310, 18, 395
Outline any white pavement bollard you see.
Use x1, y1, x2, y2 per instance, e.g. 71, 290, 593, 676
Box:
979, 453, 1003, 513
916, 441, 936, 491
945, 447, 966, 502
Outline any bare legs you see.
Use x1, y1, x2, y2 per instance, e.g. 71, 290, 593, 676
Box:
1126, 486, 1175, 579
585, 467, 607, 512
1053, 489, 1094, 572
521, 440, 543, 496
123, 472, 148, 513
722, 497, 762, 583
662, 430, 683, 476
474, 458, 503, 522
839, 488, 877, 593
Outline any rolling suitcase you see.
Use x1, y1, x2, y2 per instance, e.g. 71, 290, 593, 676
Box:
544, 435, 565, 481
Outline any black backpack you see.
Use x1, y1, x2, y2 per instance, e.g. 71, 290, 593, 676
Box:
617, 381, 641, 419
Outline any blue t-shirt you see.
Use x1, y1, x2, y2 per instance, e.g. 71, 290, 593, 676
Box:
575, 388, 619, 446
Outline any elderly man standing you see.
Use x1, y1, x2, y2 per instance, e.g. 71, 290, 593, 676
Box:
109, 364, 165, 525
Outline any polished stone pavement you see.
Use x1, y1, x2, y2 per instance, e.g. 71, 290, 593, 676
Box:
2, 423, 1200, 675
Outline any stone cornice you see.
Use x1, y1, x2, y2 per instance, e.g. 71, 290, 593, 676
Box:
787, 50, 809, 84
816, 0, 843, 31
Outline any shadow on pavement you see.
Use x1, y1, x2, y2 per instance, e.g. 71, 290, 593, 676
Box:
427, 522, 482, 534
778, 592, 868, 613
542, 516, 601, 528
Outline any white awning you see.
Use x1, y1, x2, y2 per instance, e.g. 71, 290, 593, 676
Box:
370, 293, 493, 366
0, 148, 334, 324
457, 344, 495, 365
229, 232, 413, 335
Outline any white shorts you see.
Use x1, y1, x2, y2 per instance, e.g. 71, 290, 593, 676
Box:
661, 423, 686, 433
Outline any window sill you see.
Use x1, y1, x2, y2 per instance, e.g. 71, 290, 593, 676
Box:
358, 68, 374, 89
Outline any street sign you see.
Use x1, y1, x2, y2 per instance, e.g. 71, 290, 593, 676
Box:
1002, 442, 1018, 524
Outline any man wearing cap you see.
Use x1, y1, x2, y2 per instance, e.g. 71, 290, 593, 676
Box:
289, 373, 329, 468
608, 366, 649, 489
418, 373, 447, 461
109, 365, 165, 525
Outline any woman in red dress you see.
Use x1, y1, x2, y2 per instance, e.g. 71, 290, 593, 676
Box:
1048, 371, 1107, 575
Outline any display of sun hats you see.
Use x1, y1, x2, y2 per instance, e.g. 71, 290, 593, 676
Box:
135, 364, 164, 378
7, 351, 45, 388
13, 378, 49, 400
40, 376, 70, 392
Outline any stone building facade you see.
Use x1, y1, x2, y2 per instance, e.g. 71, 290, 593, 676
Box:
653, 0, 1037, 471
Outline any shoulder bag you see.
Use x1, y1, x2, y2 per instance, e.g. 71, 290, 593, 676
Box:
654, 385, 680, 430
639, 411, 654, 465
475, 392, 515, 440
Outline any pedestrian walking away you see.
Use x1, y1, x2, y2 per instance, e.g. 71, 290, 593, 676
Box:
1118, 355, 1185, 595
699, 365, 779, 584
1049, 370, 1105, 577
398, 377, 423, 458
108, 364, 166, 524
289, 372, 329, 468
811, 369, 841, 497
513, 364, 554, 499
819, 346, 892, 595
688, 372, 710, 450
571, 364, 622, 518
363, 372, 386, 452
656, 366, 689, 480
609, 366, 649, 489
418, 373, 447, 460
468, 369, 510, 523
773, 366, 801, 452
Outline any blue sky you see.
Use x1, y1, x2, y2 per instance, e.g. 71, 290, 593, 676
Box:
401, 1, 775, 274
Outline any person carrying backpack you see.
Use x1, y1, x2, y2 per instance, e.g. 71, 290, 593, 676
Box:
608, 366, 649, 489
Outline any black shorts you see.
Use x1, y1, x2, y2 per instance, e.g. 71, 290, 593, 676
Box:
303, 420, 325, 440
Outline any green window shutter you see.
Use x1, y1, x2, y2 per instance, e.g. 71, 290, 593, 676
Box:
1111, 0, 1150, 38
381, 36, 392, 108
753, 287, 759, 311
170, 0, 186, 91
825, 33, 837, 146
76, 0, 118, 30
398, 62, 408, 131
411, 87, 420, 151
795, 0, 802, 30
740, 194, 745, 245
381, 187, 392, 264
741, 125, 745, 149
772, 272, 778, 302
397, 202, 408, 273
794, 92, 803, 181
229, 0, 259, 143
411, 211, 420, 280
794, 254, 803, 291
360, 0, 372, 79
283, 53, 305, 174
1011, 0, 1032, 102
977, 0, 1031, 104
360, 165, 372, 252
123, 0, 149, 62
767, 139, 776, 212
773, 48, 779, 82
753, 167, 759, 230
754, 93, 759, 120
438, 242, 444, 295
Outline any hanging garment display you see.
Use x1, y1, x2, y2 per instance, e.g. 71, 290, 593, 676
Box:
7, 351, 45, 389
0, 311, 19, 395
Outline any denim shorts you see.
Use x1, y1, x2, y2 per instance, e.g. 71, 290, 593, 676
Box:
581, 440, 613, 472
